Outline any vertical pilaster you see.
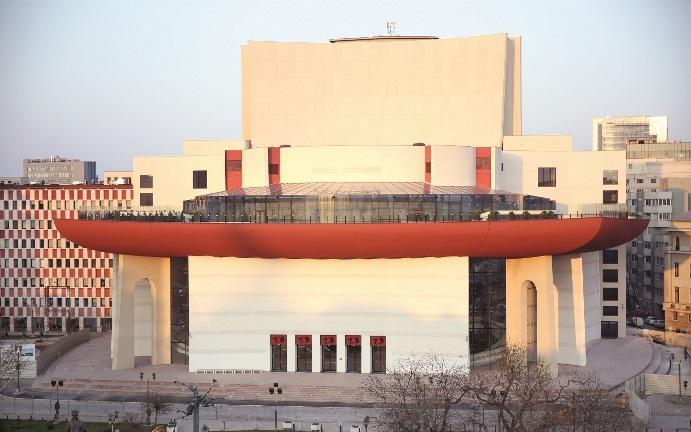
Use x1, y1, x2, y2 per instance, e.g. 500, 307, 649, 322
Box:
361, 334, 371, 374
311, 333, 320, 373
336, 334, 346, 373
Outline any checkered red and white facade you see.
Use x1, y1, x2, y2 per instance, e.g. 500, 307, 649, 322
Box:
0, 185, 132, 334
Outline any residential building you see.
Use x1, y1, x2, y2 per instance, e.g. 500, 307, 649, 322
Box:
0, 177, 29, 185
624, 148, 691, 317
0, 184, 132, 335
23, 156, 97, 184
663, 213, 691, 333
592, 116, 668, 151
56, 34, 645, 375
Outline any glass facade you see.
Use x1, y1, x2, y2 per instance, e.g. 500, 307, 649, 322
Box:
183, 182, 554, 224
170, 257, 189, 365
469, 258, 506, 369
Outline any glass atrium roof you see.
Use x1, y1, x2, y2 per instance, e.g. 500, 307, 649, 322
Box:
205, 182, 508, 197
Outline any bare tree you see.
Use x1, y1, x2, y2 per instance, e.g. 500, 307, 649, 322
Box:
150, 392, 172, 425
0, 342, 30, 391
467, 345, 579, 432
565, 375, 644, 432
364, 352, 471, 432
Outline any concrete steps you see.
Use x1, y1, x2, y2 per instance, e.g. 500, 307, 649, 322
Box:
31, 379, 372, 404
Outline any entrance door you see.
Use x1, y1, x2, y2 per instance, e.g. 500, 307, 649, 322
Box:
601, 321, 618, 339
526, 282, 537, 363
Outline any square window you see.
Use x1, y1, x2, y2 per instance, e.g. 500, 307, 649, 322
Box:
538, 167, 556, 187
192, 170, 207, 189
140, 175, 153, 188
603, 269, 618, 283
140, 193, 153, 207
603, 190, 618, 204
603, 288, 618, 301
602, 170, 618, 185
602, 306, 618, 316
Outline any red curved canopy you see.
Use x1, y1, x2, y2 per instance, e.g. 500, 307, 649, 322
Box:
54, 217, 647, 259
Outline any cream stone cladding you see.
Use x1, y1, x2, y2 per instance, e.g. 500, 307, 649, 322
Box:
242, 34, 521, 149
496, 146, 627, 339
187, 256, 470, 373
132, 153, 225, 210
183, 140, 245, 156
279, 145, 425, 183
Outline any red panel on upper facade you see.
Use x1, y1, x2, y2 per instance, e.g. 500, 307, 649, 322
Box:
54, 217, 648, 260
268, 147, 280, 185
425, 145, 431, 184
225, 150, 242, 191
476, 147, 491, 189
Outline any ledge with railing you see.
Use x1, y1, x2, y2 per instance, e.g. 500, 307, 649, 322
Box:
76, 205, 638, 224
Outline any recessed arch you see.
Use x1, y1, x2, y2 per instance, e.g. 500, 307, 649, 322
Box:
133, 278, 154, 358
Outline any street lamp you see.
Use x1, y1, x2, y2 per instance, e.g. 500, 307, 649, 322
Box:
14, 344, 22, 392
139, 372, 156, 424
108, 411, 119, 432
51, 379, 64, 422
268, 382, 283, 431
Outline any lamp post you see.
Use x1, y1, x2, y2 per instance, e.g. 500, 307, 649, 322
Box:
108, 411, 119, 432
139, 372, 156, 424
268, 382, 282, 431
14, 344, 22, 392
51, 379, 64, 422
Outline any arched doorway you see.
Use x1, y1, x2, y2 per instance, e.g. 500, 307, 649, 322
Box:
133, 278, 153, 358
524, 281, 537, 363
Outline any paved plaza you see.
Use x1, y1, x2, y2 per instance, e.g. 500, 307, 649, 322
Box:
5, 332, 690, 431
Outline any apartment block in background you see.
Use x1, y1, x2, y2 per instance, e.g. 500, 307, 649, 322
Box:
23, 156, 97, 184
592, 116, 668, 151
0, 184, 132, 335
664, 213, 691, 333
624, 142, 691, 317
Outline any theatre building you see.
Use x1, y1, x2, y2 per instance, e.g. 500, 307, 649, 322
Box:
56, 33, 646, 374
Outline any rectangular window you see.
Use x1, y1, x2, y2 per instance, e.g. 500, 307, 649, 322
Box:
139, 193, 153, 207
270, 334, 287, 372
602, 170, 618, 185
320, 335, 337, 372
346, 335, 361, 373
140, 175, 153, 188
674, 287, 680, 303
603, 288, 618, 301
295, 335, 312, 372
603, 190, 619, 204
192, 170, 207, 189
537, 167, 556, 187
371, 336, 386, 373
674, 262, 679, 277
602, 269, 618, 283
602, 306, 618, 316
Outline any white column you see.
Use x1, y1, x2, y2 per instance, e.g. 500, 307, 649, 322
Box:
553, 254, 586, 366
287, 334, 296, 372
361, 334, 371, 374
336, 334, 346, 373
311, 334, 320, 373
112, 254, 135, 370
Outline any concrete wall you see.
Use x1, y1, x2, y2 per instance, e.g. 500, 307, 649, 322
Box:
132, 154, 225, 210
280, 146, 425, 183
429, 146, 476, 186
183, 140, 245, 156
187, 256, 470, 373
242, 34, 520, 149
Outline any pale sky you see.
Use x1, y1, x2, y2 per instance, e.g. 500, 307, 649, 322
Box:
1, 0, 690, 177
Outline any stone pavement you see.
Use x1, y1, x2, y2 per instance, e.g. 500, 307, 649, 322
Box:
23, 333, 657, 405
558, 335, 653, 390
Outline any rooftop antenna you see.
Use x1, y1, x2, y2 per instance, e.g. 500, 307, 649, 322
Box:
386, 21, 396, 36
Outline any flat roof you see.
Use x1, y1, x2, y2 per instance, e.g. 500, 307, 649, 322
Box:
205, 182, 510, 197
329, 35, 438, 43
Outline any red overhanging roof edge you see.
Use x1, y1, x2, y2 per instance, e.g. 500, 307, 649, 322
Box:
54, 218, 648, 260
